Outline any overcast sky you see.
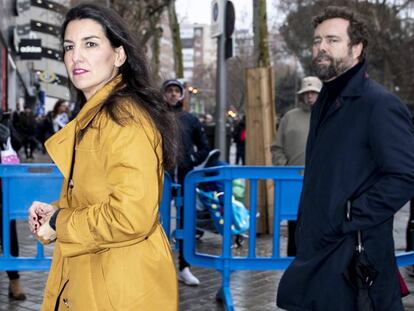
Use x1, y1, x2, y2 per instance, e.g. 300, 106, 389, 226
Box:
175, 0, 280, 30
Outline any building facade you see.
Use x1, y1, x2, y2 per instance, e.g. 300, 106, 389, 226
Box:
0, 0, 22, 112
15, 0, 70, 112
0, 0, 70, 114
180, 23, 215, 83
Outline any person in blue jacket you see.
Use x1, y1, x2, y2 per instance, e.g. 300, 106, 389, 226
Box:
162, 79, 210, 286
277, 6, 414, 311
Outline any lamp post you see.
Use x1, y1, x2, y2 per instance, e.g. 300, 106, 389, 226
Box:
188, 86, 199, 112
211, 0, 234, 160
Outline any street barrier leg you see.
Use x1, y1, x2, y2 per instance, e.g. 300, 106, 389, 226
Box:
215, 269, 234, 311
36, 241, 44, 259
216, 287, 234, 311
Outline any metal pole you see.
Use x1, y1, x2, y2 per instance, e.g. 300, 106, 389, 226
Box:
214, 1, 227, 160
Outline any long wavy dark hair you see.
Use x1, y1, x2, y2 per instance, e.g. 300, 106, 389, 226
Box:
61, 3, 177, 170
52, 99, 67, 118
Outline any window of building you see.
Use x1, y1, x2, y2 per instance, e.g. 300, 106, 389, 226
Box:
0, 43, 7, 111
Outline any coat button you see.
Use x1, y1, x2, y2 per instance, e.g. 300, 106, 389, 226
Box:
63, 298, 69, 308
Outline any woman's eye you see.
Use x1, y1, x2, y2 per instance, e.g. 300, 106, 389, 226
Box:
86, 41, 97, 48
63, 45, 73, 52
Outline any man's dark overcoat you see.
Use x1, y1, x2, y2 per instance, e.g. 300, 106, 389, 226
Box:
277, 62, 414, 311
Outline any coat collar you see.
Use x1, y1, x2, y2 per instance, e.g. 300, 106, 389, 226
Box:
316, 61, 369, 126
45, 75, 123, 179
339, 60, 368, 98
307, 61, 369, 154
76, 74, 123, 130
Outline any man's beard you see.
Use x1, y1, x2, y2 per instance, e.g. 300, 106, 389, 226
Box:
312, 51, 353, 81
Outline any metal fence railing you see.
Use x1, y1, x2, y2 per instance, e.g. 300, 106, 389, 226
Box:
0, 164, 175, 271
181, 165, 414, 311
1, 164, 414, 310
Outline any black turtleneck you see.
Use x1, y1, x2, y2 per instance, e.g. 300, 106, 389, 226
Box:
318, 61, 364, 123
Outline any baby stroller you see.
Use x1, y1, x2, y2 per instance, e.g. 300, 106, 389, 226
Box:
195, 150, 250, 247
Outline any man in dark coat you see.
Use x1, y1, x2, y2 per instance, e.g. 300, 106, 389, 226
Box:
277, 6, 414, 311
162, 79, 210, 286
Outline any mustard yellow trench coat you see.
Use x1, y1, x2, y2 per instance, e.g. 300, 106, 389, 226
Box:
41, 76, 178, 310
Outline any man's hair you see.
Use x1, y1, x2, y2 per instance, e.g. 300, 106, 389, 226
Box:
313, 6, 369, 60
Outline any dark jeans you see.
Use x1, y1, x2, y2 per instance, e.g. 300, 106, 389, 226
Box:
0, 208, 20, 280
178, 204, 190, 271
287, 220, 297, 257
235, 143, 245, 165
22, 136, 37, 159
176, 171, 191, 272
176, 170, 205, 272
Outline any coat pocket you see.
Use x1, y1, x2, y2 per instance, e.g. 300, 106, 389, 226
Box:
98, 242, 156, 309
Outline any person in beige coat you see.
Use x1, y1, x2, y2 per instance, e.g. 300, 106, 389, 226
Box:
271, 76, 321, 256
28, 4, 178, 310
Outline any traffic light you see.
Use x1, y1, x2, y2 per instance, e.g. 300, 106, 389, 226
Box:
225, 1, 235, 59
211, 0, 235, 59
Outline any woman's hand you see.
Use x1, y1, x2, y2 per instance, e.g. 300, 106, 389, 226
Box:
37, 215, 57, 242
28, 201, 57, 234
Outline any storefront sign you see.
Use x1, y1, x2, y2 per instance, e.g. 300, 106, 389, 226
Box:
19, 39, 42, 60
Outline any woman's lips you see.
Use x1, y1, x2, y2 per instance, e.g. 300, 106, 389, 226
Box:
73, 69, 88, 75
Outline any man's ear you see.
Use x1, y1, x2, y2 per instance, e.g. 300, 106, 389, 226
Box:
352, 42, 363, 61
115, 46, 127, 68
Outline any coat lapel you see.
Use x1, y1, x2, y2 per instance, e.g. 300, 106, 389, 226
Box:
45, 120, 77, 179
306, 62, 369, 166
317, 98, 344, 129
45, 75, 123, 180
315, 62, 369, 133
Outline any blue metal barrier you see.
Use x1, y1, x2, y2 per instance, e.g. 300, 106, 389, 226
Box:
181, 165, 414, 311
0, 164, 62, 270
0, 164, 175, 271
161, 173, 182, 244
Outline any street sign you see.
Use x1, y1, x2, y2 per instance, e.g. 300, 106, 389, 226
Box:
211, 0, 224, 38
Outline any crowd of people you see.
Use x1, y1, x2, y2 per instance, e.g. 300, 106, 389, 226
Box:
1, 100, 71, 161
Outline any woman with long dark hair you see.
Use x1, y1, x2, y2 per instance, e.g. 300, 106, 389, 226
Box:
51, 99, 69, 132
28, 3, 178, 310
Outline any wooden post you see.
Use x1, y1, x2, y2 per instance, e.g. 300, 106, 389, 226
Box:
245, 67, 276, 233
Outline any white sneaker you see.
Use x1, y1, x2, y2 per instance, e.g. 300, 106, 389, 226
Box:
178, 267, 200, 286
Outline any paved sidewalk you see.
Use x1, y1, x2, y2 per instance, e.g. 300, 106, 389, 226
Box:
2, 211, 414, 310
1, 150, 414, 310
0, 222, 283, 311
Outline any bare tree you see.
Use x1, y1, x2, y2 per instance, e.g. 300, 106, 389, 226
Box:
277, 0, 414, 107
192, 64, 217, 114
108, 0, 173, 81
253, 0, 270, 67
168, 0, 184, 78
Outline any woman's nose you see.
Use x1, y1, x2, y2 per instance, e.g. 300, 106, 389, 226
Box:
71, 46, 83, 63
